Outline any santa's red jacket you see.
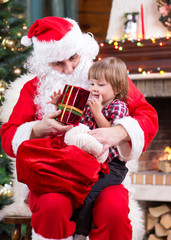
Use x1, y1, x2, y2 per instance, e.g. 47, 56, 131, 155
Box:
0, 77, 158, 207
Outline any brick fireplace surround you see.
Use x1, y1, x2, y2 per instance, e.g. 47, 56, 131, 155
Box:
98, 37, 171, 202
129, 75, 171, 202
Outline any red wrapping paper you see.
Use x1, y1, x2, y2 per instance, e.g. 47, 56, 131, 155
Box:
56, 84, 90, 126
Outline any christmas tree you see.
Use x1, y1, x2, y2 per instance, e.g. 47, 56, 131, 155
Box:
0, 0, 31, 238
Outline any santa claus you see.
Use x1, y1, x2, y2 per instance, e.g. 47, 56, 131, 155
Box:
1, 17, 158, 240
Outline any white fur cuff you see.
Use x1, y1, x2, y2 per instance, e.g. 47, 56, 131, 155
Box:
32, 229, 73, 240
114, 116, 144, 161
12, 121, 39, 155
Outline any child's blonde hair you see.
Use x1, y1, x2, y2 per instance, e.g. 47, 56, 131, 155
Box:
88, 57, 129, 101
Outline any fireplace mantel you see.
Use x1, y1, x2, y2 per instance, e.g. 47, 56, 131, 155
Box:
130, 172, 171, 202
132, 184, 171, 202
130, 73, 171, 97
98, 37, 171, 74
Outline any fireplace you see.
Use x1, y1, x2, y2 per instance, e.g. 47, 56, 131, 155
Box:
129, 77, 171, 202
98, 37, 171, 202
136, 96, 171, 172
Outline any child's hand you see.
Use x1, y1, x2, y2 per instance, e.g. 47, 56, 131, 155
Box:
47, 90, 62, 105
88, 95, 103, 115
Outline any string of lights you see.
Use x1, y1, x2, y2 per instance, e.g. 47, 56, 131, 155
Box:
97, 35, 171, 76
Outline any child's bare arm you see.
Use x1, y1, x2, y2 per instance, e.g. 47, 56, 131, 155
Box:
47, 90, 62, 105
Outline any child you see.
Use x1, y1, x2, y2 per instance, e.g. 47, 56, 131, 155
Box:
73, 57, 130, 239
49, 57, 130, 239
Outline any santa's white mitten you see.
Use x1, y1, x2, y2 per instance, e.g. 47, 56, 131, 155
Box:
64, 124, 90, 145
64, 124, 109, 163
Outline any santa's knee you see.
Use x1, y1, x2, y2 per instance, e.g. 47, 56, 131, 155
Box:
39, 192, 73, 220
93, 185, 129, 227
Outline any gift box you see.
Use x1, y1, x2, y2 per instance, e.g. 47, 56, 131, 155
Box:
56, 84, 90, 126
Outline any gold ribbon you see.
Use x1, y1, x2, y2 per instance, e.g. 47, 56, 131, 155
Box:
60, 85, 74, 121
58, 104, 83, 115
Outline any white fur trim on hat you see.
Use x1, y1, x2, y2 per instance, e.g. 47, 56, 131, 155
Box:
21, 35, 32, 47
114, 116, 144, 161
32, 18, 99, 63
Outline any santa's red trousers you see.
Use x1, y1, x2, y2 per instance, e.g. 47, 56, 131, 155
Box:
29, 184, 132, 240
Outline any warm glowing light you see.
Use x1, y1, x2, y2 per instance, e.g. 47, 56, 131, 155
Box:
7, 39, 14, 46
166, 34, 170, 39
14, 68, 22, 75
159, 42, 163, 46
160, 146, 171, 160
100, 43, 104, 47
138, 68, 142, 72
17, 32, 22, 37
114, 45, 119, 49
22, 25, 28, 30
98, 57, 102, 61
108, 40, 113, 44
0, 87, 5, 92
114, 42, 118, 46
152, 38, 156, 43
160, 70, 164, 75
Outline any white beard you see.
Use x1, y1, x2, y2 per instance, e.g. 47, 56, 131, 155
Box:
34, 56, 92, 118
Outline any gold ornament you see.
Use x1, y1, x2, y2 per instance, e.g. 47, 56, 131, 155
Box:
0, 184, 13, 198
13, 67, 22, 76
7, 189, 13, 198
0, 0, 9, 3
2, 37, 14, 48
23, 25, 28, 31
0, 80, 8, 96
6, 39, 14, 47
17, 32, 22, 37
2, 37, 8, 46
18, 14, 25, 19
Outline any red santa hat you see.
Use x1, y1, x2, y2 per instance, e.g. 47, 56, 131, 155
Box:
21, 16, 99, 62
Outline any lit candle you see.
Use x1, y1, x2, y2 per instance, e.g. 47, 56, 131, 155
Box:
141, 4, 145, 39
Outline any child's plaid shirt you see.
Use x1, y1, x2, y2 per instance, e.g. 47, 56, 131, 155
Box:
80, 99, 129, 162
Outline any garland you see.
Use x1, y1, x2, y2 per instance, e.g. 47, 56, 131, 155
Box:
157, 0, 171, 31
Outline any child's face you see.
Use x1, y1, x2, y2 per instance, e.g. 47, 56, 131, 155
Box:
89, 77, 115, 106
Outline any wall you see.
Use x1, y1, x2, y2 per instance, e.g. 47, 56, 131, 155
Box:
78, 0, 113, 42
107, 0, 170, 40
